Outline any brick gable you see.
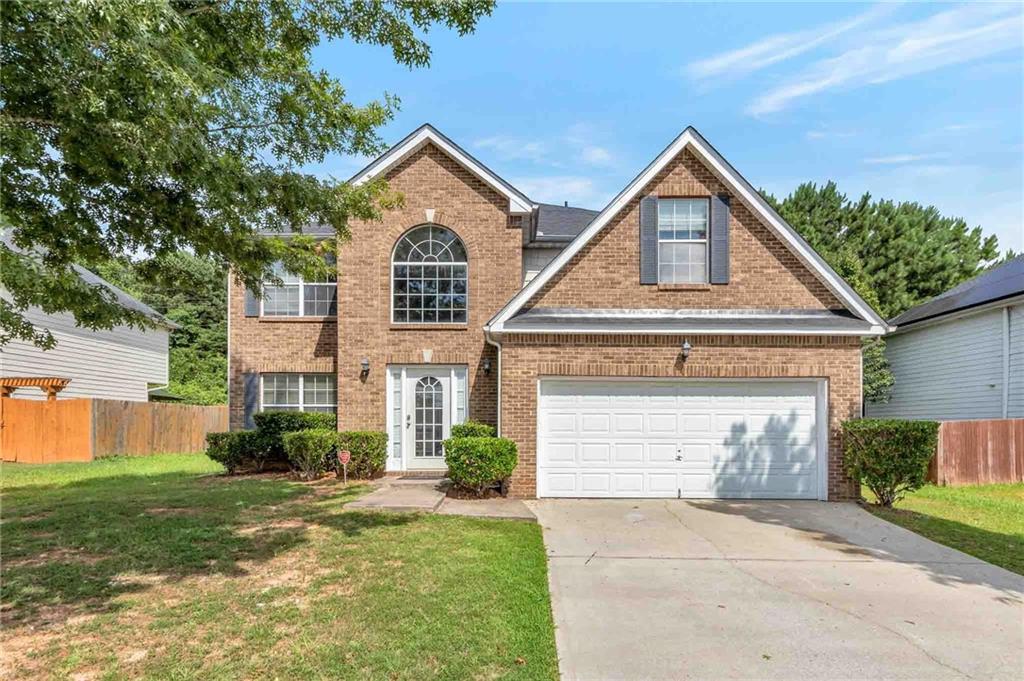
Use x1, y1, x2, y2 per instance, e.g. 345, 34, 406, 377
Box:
525, 149, 844, 311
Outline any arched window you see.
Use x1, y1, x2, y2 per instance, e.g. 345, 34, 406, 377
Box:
392, 225, 468, 323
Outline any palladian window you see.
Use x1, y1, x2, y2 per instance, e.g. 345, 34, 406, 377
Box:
392, 225, 468, 323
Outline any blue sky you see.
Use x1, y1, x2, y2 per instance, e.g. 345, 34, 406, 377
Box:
311, 1, 1024, 253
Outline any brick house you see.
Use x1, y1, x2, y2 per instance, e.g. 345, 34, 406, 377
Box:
228, 124, 889, 500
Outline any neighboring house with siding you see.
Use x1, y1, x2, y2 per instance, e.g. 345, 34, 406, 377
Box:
229, 123, 892, 501
0, 264, 175, 402
866, 256, 1024, 421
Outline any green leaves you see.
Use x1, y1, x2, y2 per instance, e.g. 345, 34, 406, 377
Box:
843, 419, 939, 507
0, 0, 493, 346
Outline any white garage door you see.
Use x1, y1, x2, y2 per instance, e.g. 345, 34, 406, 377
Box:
538, 379, 825, 499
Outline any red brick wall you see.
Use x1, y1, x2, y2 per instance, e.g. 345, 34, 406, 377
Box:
500, 333, 862, 501
336, 142, 520, 432
227, 287, 337, 429
527, 149, 844, 311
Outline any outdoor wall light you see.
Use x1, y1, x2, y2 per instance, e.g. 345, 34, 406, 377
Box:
681, 340, 692, 361
360, 358, 370, 377
483, 358, 492, 375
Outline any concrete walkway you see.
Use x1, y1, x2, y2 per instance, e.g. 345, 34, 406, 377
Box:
531, 499, 1024, 681
346, 478, 534, 520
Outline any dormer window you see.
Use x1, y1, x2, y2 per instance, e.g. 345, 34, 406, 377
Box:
658, 198, 708, 284
392, 225, 468, 323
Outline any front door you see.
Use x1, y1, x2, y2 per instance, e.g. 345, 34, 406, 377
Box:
404, 369, 452, 470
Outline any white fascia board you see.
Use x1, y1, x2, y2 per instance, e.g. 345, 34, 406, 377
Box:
350, 124, 534, 214
488, 127, 890, 330
489, 323, 887, 337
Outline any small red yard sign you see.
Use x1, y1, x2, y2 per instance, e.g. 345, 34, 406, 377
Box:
338, 450, 351, 465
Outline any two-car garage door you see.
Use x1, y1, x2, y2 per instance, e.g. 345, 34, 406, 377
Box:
537, 379, 826, 499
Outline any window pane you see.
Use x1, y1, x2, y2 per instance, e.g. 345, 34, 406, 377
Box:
263, 374, 300, 409
263, 285, 300, 316
303, 284, 337, 316
303, 374, 336, 407
392, 239, 468, 323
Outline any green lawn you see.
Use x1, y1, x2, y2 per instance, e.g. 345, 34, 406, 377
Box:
863, 483, 1024, 575
1, 455, 558, 680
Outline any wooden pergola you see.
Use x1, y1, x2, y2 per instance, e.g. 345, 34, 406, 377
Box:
0, 377, 71, 401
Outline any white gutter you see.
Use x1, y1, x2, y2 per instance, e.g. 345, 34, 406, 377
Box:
484, 326, 502, 436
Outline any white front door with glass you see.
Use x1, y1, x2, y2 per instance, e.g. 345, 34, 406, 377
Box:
386, 366, 468, 471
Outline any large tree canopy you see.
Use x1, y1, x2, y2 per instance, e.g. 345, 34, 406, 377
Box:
765, 181, 1001, 319
0, 0, 493, 348
764, 181, 1005, 403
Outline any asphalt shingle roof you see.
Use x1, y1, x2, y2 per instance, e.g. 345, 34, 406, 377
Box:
534, 203, 599, 241
891, 256, 1024, 327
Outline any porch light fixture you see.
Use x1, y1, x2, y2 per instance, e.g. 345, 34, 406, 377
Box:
360, 358, 370, 377
681, 339, 692, 361
483, 358, 492, 375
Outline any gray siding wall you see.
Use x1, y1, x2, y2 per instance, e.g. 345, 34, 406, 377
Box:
1008, 304, 1024, 417
866, 307, 1004, 421
0, 297, 169, 402
522, 246, 562, 286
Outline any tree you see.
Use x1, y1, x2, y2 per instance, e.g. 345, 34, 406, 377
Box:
1, 0, 494, 348
764, 182, 1005, 403
93, 252, 228, 404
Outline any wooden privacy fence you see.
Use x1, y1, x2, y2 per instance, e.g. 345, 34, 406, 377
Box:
931, 418, 1024, 486
0, 397, 228, 463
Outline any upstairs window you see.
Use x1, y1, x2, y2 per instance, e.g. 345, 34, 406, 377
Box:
262, 258, 337, 317
658, 198, 708, 284
392, 225, 468, 323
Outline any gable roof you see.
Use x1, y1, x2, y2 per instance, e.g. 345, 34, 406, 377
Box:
891, 256, 1024, 328
350, 123, 535, 214
487, 126, 889, 334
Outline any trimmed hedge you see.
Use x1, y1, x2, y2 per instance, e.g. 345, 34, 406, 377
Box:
283, 429, 338, 480
450, 420, 496, 439
254, 411, 337, 463
443, 436, 517, 497
205, 431, 266, 474
336, 431, 388, 479
843, 418, 939, 507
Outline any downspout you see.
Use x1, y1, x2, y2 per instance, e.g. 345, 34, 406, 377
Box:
484, 326, 502, 436
1003, 306, 1010, 419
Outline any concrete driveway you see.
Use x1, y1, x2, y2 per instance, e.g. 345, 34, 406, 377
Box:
529, 499, 1024, 680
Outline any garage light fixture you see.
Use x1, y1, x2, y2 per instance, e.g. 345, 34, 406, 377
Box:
483, 358, 492, 375
681, 339, 692, 361
360, 358, 370, 377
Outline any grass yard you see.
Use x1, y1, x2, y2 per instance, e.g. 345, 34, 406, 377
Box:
1, 454, 558, 680
864, 483, 1024, 576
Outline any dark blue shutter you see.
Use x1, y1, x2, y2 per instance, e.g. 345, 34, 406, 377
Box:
709, 194, 730, 284
243, 372, 259, 430
639, 195, 658, 284
244, 287, 260, 317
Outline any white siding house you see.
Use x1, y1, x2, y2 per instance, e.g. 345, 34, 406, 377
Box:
867, 257, 1024, 421
0, 266, 174, 402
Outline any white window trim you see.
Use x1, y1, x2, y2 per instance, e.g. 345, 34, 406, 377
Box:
657, 198, 709, 285
260, 279, 337, 318
259, 373, 337, 412
389, 227, 470, 325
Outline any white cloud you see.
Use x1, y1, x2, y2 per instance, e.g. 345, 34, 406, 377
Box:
805, 128, 855, 141
473, 135, 548, 163
580, 145, 613, 166
863, 152, 951, 165
687, 4, 893, 81
747, 4, 1023, 115
511, 175, 610, 209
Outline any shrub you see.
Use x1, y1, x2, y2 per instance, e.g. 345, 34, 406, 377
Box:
450, 420, 496, 439
336, 431, 388, 479
843, 419, 939, 507
254, 411, 337, 464
443, 436, 518, 497
205, 431, 267, 474
283, 429, 338, 481
206, 432, 243, 473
